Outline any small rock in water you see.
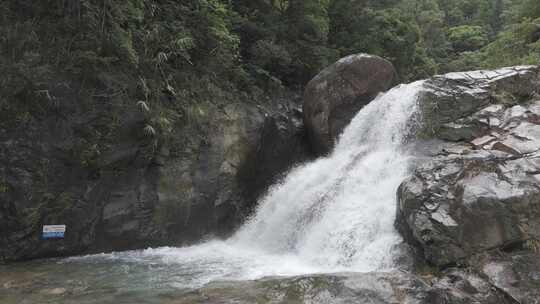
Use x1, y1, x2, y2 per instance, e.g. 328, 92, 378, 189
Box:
41, 287, 67, 295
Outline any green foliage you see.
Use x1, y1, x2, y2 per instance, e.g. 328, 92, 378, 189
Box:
517, 0, 540, 20
329, 1, 435, 80
249, 40, 292, 75
1, 0, 539, 132
479, 18, 540, 68
0, 178, 8, 194
443, 51, 483, 73
525, 238, 540, 252
448, 25, 489, 52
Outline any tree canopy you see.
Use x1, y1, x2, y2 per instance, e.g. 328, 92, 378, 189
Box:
0, 0, 538, 192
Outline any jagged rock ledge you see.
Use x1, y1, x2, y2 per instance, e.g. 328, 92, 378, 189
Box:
396, 65, 540, 303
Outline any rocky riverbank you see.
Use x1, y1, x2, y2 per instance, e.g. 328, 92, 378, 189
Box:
395, 65, 540, 303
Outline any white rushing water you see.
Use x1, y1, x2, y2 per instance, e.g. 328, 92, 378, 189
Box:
67, 81, 425, 288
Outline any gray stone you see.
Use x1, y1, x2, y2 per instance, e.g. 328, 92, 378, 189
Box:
396, 66, 540, 268
480, 252, 540, 304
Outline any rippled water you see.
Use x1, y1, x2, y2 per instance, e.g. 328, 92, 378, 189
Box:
1, 82, 424, 303
0, 244, 326, 303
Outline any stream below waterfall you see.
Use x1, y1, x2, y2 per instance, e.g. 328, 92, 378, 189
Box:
0, 81, 424, 304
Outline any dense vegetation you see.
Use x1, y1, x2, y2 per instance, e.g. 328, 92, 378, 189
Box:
2, 0, 538, 91
0, 0, 538, 175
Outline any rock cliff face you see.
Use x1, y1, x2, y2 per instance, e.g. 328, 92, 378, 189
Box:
0, 90, 309, 263
396, 66, 540, 303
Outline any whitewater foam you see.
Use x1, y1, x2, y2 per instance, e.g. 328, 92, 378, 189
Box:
67, 81, 425, 288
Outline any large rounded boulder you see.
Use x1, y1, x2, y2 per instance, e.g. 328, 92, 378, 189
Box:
303, 54, 396, 154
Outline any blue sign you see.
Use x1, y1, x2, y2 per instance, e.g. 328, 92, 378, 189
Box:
42, 225, 66, 239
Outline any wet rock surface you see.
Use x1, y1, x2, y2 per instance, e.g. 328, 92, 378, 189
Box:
397, 143, 540, 267
176, 271, 517, 304
479, 252, 540, 304
396, 65, 540, 303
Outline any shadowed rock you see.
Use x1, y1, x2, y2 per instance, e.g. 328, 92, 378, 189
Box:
0, 93, 310, 263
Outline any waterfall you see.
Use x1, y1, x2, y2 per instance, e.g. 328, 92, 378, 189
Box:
67, 81, 425, 287
230, 81, 424, 271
